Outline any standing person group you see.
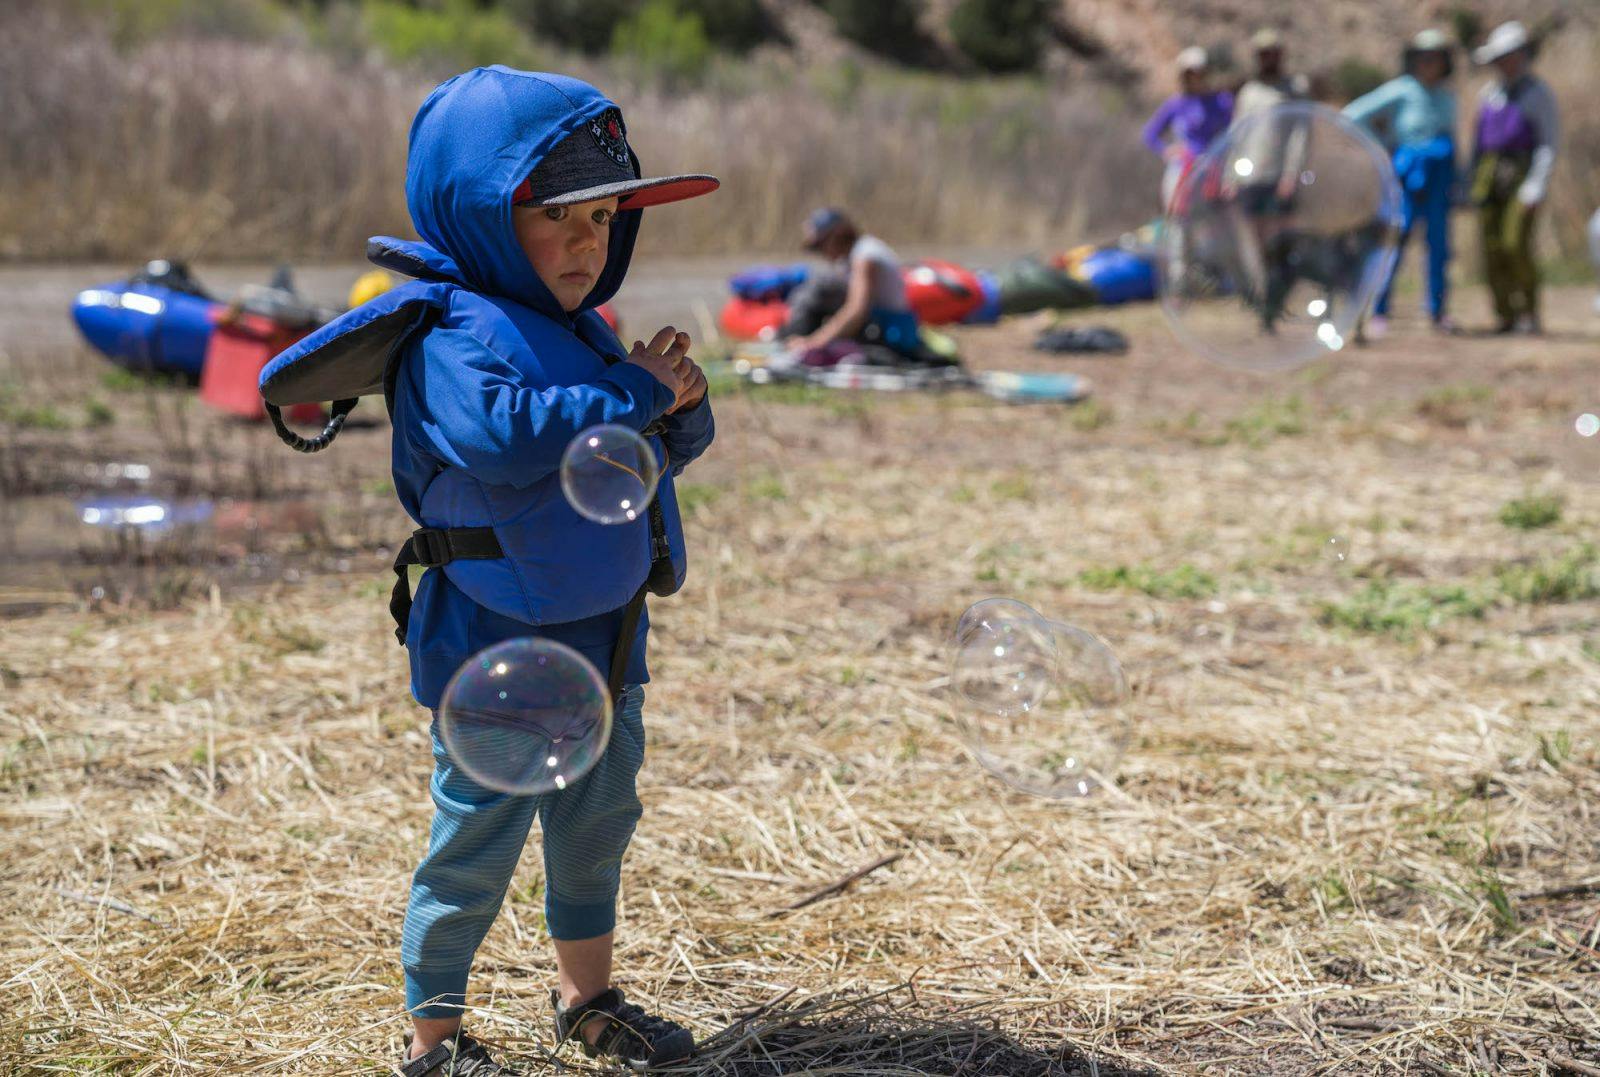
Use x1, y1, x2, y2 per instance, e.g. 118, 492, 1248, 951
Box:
1145, 20, 1562, 337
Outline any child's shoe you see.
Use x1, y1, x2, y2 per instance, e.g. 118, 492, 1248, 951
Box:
552, 987, 694, 1069
399, 1031, 516, 1076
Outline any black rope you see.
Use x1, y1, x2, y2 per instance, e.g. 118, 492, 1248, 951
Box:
265, 398, 359, 453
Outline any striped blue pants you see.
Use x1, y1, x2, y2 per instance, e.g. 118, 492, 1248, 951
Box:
402, 686, 647, 1019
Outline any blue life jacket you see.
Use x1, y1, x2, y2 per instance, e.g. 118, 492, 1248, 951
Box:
260, 67, 698, 632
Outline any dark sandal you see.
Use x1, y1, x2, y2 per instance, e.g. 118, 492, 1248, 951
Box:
552, 987, 694, 1068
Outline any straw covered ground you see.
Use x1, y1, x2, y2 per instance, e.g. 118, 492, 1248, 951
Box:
3, 289, 1600, 1074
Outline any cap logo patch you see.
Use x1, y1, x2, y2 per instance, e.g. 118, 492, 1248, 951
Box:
590, 108, 631, 168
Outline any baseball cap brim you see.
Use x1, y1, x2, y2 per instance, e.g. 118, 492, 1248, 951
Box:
528, 174, 720, 210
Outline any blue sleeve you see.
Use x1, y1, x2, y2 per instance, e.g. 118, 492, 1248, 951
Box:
1342, 80, 1399, 129
1142, 98, 1177, 155
404, 327, 676, 489
658, 395, 715, 477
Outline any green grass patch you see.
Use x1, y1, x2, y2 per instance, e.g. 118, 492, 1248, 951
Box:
1415, 383, 1495, 428
1222, 395, 1307, 445
1068, 398, 1113, 432
674, 482, 721, 514
1079, 562, 1218, 600
1318, 580, 1493, 638
1498, 493, 1563, 531
1321, 546, 1600, 637
1494, 544, 1600, 605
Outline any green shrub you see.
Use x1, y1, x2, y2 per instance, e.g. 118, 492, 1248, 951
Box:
1331, 56, 1388, 103
515, 0, 769, 53
71, 0, 284, 47
949, 0, 1049, 73
1498, 493, 1563, 531
821, 0, 924, 63
362, 0, 543, 71
678, 0, 772, 52
1447, 5, 1484, 49
611, 1, 714, 86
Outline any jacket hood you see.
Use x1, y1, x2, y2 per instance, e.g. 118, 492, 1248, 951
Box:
401, 66, 642, 320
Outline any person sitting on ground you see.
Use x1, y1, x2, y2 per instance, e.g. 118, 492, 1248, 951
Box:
787, 207, 930, 363
1470, 20, 1560, 335
1343, 29, 1461, 338
1141, 47, 1234, 213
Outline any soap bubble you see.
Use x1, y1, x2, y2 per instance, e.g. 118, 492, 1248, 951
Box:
1325, 535, 1351, 564
954, 597, 1045, 646
1158, 102, 1401, 371
1577, 413, 1599, 439
561, 425, 660, 525
951, 603, 1056, 719
438, 638, 613, 795
965, 621, 1130, 799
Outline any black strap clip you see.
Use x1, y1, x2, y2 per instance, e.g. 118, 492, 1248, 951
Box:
409, 527, 455, 568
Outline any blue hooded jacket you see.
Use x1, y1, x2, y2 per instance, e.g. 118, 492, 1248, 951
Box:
260, 67, 715, 706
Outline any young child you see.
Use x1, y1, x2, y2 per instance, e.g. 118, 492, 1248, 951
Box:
270, 67, 718, 1075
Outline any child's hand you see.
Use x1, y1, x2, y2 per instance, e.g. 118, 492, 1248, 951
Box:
625, 327, 691, 407
669, 353, 708, 413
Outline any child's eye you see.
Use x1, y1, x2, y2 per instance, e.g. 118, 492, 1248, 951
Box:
591, 208, 615, 226
543, 206, 568, 222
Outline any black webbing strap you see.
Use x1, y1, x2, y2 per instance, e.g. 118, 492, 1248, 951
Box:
390, 526, 503, 644
608, 584, 648, 704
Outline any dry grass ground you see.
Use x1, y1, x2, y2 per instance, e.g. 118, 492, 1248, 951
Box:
3, 288, 1600, 1073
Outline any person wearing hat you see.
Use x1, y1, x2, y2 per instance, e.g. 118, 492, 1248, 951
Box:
264, 66, 722, 1074
1229, 29, 1310, 204
1224, 30, 1312, 312
1344, 30, 1461, 336
1142, 46, 1235, 212
1470, 21, 1560, 333
789, 207, 925, 361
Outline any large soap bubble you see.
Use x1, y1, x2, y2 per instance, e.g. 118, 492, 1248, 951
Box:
561, 425, 660, 525
1158, 102, 1401, 371
965, 621, 1131, 799
438, 638, 613, 795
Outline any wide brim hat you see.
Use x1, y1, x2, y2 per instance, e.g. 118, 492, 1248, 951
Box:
1404, 29, 1455, 76
1250, 28, 1284, 52
512, 108, 719, 211
1474, 21, 1531, 65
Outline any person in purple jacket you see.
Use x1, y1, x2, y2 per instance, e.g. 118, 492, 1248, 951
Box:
1142, 46, 1235, 212
1470, 21, 1560, 334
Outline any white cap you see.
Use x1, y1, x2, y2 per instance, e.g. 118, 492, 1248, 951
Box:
1177, 46, 1210, 72
1474, 21, 1530, 64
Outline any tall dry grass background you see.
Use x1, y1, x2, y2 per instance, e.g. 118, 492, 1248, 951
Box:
0, 2, 1157, 263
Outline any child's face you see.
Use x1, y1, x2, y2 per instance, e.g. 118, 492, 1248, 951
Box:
513, 196, 620, 312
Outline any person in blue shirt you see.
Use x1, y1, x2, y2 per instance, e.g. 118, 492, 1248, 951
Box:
1343, 30, 1460, 337
270, 67, 719, 1075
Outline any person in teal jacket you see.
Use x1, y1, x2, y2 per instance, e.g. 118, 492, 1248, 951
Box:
1344, 30, 1460, 337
